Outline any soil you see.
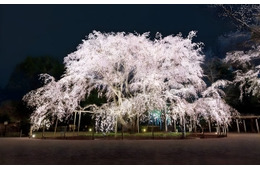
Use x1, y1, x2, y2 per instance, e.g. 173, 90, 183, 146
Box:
0, 133, 259, 165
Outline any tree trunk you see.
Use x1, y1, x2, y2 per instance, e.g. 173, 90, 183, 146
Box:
20, 129, 22, 138
236, 119, 240, 133
243, 119, 247, 133
182, 117, 186, 138
194, 120, 197, 133
54, 117, 58, 136
77, 111, 81, 136
29, 125, 33, 138
217, 125, 221, 135
132, 117, 136, 133
165, 114, 168, 132
137, 115, 140, 133
115, 116, 118, 137
225, 125, 228, 137
208, 120, 211, 133
256, 119, 259, 133
190, 121, 193, 133
173, 119, 176, 132
42, 121, 45, 139
73, 112, 77, 136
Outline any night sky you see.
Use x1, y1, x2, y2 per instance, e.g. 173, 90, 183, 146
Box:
0, 5, 233, 89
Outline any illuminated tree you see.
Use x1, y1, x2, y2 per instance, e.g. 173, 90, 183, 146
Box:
24, 31, 238, 134
224, 45, 260, 101
22, 73, 84, 131
193, 80, 238, 133
61, 31, 206, 133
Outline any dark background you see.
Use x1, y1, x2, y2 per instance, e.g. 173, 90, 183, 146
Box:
1, 4, 259, 135
0, 5, 233, 90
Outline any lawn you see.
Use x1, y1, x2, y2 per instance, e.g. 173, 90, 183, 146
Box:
32, 131, 188, 140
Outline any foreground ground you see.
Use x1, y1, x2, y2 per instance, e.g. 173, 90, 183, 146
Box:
0, 133, 259, 165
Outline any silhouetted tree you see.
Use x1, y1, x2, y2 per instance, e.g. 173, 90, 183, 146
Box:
5, 56, 64, 99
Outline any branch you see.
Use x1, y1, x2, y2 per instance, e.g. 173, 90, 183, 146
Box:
219, 5, 260, 38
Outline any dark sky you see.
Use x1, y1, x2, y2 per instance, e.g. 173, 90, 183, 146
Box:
0, 5, 233, 89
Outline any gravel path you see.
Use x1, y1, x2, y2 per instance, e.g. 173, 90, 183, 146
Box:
0, 133, 260, 165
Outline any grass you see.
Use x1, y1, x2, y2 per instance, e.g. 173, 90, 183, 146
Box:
0, 132, 21, 137
32, 131, 189, 139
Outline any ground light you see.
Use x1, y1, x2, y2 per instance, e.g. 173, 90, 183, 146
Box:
142, 128, 146, 132
89, 128, 92, 132
32, 134, 36, 138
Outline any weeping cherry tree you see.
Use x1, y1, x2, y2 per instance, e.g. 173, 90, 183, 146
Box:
24, 30, 238, 135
